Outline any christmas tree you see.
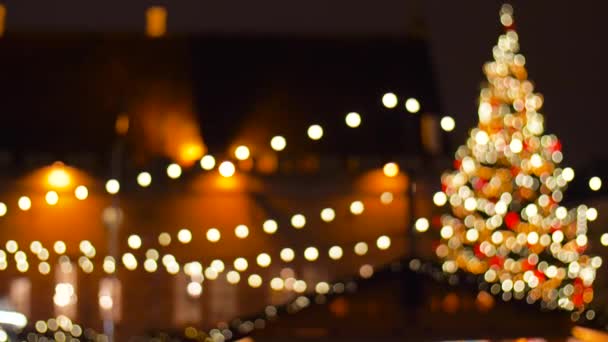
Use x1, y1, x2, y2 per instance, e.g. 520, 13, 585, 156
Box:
432, 4, 601, 312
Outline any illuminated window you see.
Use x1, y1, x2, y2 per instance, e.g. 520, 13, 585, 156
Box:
173, 273, 201, 326
99, 278, 122, 323
10, 278, 31, 317
54, 261, 77, 318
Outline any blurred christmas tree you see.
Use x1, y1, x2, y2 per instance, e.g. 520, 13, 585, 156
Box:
431, 4, 601, 312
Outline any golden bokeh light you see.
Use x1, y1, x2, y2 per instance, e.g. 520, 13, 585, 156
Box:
166, 163, 182, 179
383, 162, 399, 177
270, 277, 284, 291
263, 219, 278, 234
137, 172, 152, 187
248, 274, 262, 288
256, 253, 272, 268
291, 214, 306, 229
270, 136, 287, 151
354, 242, 368, 256
307, 125, 324, 140
234, 257, 248, 272
158, 232, 171, 246
320, 208, 335, 222
45, 191, 59, 206
234, 225, 249, 239
589, 176, 602, 191
345, 112, 361, 128
105, 179, 120, 194
206, 228, 221, 243
433, 191, 447, 206
218, 161, 236, 178
234, 145, 251, 161
74, 185, 88, 200
200, 155, 216, 170
328, 246, 343, 260
227, 271, 240, 284
382, 92, 398, 108
128, 235, 142, 249
304, 247, 319, 261
414, 217, 429, 232
178, 229, 192, 244
18, 196, 31, 211
0, 202, 6, 216
54, 241, 66, 254
380, 192, 393, 205
440, 116, 456, 132
405, 98, 420, 113
280, 248, 295, 262
376, 235, 391, 250
349, 201, 364, 215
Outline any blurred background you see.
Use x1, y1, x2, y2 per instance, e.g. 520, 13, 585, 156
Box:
0, 1, 606, 341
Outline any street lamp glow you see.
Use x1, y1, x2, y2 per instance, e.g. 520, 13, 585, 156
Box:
45, 191, 59, 205
137, 172, 152, 187
200, 155, 216, 170
219, 161, 236, 177
405, 98, 421, 113
234, 145, 251, 161
166, 163, 182, 179
345, 112, 361, 128
74, 185, 88, 200
307, 125, 324, 140
440, 116, 456, 132
382, 92, 398, 108
47, 167, 71, 189
105, 179, 120, 194
18, 196, 31, 211
270, 136, 287, 151
589, 176, 602, 191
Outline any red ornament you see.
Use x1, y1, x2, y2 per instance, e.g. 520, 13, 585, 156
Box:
505, 212, 520, 229
432, 216, 442, 228
489, 256, 504, 267
453, 159, 462, 170
549, 139, 562, 152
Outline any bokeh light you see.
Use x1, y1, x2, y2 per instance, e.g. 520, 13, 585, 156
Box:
405, 98, 420, 113
270, 136, 287, 151
382, 93, 398, 108
307, 125, 324, 140
383, 162, 399, 177
219, 161, 236, 177
345, 112, 361, 128
234, 145, 251, 161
